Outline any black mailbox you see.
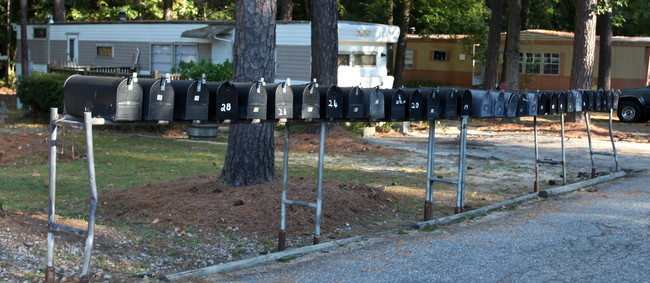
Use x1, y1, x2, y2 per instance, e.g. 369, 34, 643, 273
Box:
594, 89, 603, 111
361, 87, 385, 121
341, 87, 366, 119
137, 77, 174, 121
522, 92, 539, 116
504, 92, 521, 118
291, 82, 320, 120
63, 75, 143, 121
319, 85, 344, 120
557, 91, 567, 114
582, 90, 595, 111
612, 90, 620, 110
421, 88, 442, 119
438, 88, 459, 118
571, 90, 582, 112
537, 91, 551, 115
233, 81, 267, 120
207, 81, 238, 121
170, 79, 209, 121
469, 90, 493, 118
491, 90, 506, 118
548, 92, 559, 115
381, 88, 407, 121
458, 88, 472, 116
604, 90, 613, 110
264, 82, 293, 120
565, 91, 575, 113
401, 88, 424, 121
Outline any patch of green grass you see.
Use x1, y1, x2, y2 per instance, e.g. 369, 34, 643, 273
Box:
232, 248, 247, 256
396, 230, 408, 235
276, 255, 299, 263
420, 225, 438, 232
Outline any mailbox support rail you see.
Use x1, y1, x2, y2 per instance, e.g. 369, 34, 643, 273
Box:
533, 115, 568, 192
584, 111, 620, 178
278, 122, 325, 251
46, 108, 98, 283
424, 116, 469, 220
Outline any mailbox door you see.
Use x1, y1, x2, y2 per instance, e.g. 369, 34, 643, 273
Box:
342, 87, 365, 119
548, 92, 558, 115
421, 88, 441, 119
321, 86, 343, 120
403, 88, 424, 121
364, 88, 385, 121
247, 82, 267, 120
504, 92, 519, 118
491, 91, 506, 118
275, 82, 293, 119
140, 78, 174, 121
537, 92, 549, 115
382, 89, 406, 121
594, 90, 603, 111
439, 88, 458, 118
524, 92, 539, 116
210, 81, 238, 121
470, 90, 492, 118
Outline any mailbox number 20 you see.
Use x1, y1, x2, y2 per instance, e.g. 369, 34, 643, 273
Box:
220, 103, 232, 112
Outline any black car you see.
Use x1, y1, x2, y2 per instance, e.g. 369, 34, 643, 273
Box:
617, 86, 650, 123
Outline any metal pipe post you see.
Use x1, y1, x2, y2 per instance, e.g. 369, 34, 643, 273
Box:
424, 119, 435, 221
455, 116, 468, 214
560, 114, 566, 186
608, 109, 620, 171
314, 122, 326, 245
46, 108, 58, 283
278, 125, 290, 251
584, 112, 596, 178
80, 112, 98, 281
534, 116, 540, 192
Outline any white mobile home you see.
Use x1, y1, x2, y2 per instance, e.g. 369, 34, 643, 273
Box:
15, 20, 399, 87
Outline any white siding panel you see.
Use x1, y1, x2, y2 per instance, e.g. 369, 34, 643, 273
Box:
276, 45, 311, 82
276, 23, 310, 46
49, 23, 212, 43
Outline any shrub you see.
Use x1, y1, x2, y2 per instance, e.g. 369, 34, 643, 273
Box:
16, 72, 69, 114
172, 59, 233, 81
403, 79, 443, 88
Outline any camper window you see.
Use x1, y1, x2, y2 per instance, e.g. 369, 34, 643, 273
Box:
33, 28, 46, 39
96, 45, 113, 57
432, 50, 447, 61
405, 49, 414, 69
353, 54, 377, 67
338, 54, 350, 66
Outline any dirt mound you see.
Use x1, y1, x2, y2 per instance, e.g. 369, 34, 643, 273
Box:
99, 176, 395, 238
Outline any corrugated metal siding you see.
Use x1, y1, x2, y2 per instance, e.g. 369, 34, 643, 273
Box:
16, 40, 48, 64
49, 23, 212, 43
78, 41, 148, 67
276, 45, 311, 81
276, 23, 310, 46
198, 43, 211, 61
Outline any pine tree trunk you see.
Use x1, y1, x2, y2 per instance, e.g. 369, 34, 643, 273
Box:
311, 0, 337, 86
484, 0, 504, 90
392, 0, 411, 88
5, 0, 10, 85
221, 0, 277, 187
567, 0, 597, 123
164, 0, 173, 20
504, 0, 521, 91
53, 0, 66, 22
20, 0, 28, 77
597, 11, 612, 90
280, 0, 293, 21
520, 0, 529, 30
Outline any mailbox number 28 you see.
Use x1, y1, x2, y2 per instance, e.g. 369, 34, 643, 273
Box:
220, 103, 232, 112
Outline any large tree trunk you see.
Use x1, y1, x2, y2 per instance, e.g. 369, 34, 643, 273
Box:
20, 0, 28, 77
386, 0, 395, 75
504, 0, 521, 91
567, 0, 597, 123
484, 0, 504, 90
53, 0, 66, 22
310, 0, 337, 85
221, 0, 277, 187
280, 0, 293, 21
163, 0, 173, 20
597, 11, 612, 90
392, 0, 411, 88
520, 0, 529, 30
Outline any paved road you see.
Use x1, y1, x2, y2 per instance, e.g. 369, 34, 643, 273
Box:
222, 132, 650, 282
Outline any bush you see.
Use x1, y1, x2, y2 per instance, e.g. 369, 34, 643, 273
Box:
172, 59, 233, 81
403, 79, 443, 88
16, 72, 69, 114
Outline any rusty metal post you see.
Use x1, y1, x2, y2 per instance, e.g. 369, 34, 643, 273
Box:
561, 113, 566, 186
584, 112, 596, 178
278, 124, 290, 251
80, 112, 98, 280
424, 119, 435, 221
534, 116, 540, 192
608, 109, 620, 171
46, 108, 58, 283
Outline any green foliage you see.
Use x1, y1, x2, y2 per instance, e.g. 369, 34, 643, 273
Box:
16, 72, 69, 114
172, 59, 233, 81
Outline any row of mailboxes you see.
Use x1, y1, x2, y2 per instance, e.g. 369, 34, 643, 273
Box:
62, 75, 620, 122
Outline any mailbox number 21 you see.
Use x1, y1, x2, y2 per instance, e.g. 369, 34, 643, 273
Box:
220, 103, 232, 112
